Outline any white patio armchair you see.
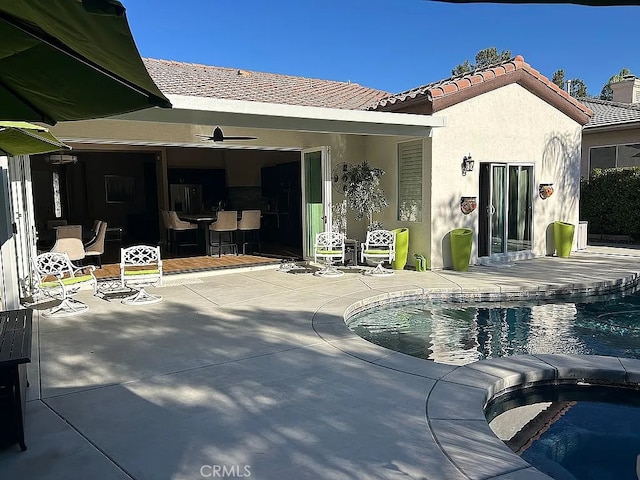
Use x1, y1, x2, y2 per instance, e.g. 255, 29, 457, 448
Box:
32, 251, 97, 317
361, 229, 396, 276
313, 231, 346, 277
120, 245, 163, 305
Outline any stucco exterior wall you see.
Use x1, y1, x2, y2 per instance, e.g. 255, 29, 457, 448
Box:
430, 83, 583, 269
359, 135, 433, 263
581, 126, 640, 175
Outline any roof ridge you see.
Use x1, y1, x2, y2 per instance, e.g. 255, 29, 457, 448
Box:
579, 96, 640, 111
381, 56, 521, 100
370, 54, 592, 122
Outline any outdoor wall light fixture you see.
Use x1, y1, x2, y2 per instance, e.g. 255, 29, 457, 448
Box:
461, 154, 474, 176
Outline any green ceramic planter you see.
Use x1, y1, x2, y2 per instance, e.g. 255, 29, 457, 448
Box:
391, 228, 409, 270
450, 228, 473, 272
553, 221, 575, 258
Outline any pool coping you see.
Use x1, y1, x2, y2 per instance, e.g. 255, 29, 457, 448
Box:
312, 273, 640, 480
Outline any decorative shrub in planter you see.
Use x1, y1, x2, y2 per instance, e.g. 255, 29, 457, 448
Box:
344, 161, 389, 230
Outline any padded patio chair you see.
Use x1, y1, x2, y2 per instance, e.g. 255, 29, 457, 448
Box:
361, 229, 396, 276
163, 210, 198, 254
237, 209, 261, 255
209, 211, 238, 257
120, 245, 163, 305
50, 224, 85, 262
313, 231, 346, 277
84, 220, 107, 268
32, 251, 97, 317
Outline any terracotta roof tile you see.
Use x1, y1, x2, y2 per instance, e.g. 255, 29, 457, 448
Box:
143, 58, 389, 110
370, 55, 593, 124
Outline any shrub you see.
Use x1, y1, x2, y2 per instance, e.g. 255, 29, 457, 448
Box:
580, 167, 640, 239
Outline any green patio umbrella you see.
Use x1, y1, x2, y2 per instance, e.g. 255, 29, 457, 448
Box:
0, 0, 171, 125
0, 121, 71, 156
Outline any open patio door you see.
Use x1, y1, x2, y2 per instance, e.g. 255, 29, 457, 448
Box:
8, 155, 38, 298
301, 147, 332, 259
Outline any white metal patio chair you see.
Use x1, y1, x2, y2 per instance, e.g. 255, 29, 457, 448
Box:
32, 251, 97, 317
313, 231, 346, 277
361, 229, 396, 276
120, 245, 163, 305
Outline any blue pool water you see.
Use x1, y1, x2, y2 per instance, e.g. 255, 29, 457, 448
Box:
487, 385, 640, 480
346, 291, 640, 365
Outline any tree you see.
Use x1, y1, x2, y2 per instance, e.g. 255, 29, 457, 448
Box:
344, 161, 389, 230
451, 47, 512, 76
551, 69, 588, 98
552, 69, 566, 90
600, 68, 633, 101
569, 79, 588, 98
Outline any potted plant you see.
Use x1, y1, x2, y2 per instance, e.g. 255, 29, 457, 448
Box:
344, 161, 389, 230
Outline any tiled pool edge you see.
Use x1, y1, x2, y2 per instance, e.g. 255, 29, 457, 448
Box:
343, 271, 640, 320
311, 271, 640, 480
428, 354, 640, 480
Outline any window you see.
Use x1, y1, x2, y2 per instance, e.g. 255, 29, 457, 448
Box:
589, 143, 640, 174
398, 140, 422, 222
618, 143, 640, 168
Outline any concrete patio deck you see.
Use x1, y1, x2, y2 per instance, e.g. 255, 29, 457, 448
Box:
2, 245, 640, 480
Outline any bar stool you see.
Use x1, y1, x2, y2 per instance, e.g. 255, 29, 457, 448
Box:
209, 211, 238, 257
237, 210, 261, 255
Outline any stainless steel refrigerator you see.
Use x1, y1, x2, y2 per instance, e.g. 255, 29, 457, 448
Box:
170, 184, 203, 213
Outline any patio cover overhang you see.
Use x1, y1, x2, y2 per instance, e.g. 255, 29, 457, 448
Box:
107, 94, 447, 138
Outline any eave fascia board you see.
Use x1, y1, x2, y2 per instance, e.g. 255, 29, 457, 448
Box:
112, 95, 446, 137
583, 121, 640, 133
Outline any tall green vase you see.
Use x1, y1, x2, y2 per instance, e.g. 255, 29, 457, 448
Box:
391, 228, 409, 270
450, 228, 473, 272
553, 221, 575, 258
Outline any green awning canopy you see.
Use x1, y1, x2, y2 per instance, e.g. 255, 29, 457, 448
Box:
0, 121, 70, 156
0, 0, 171, 125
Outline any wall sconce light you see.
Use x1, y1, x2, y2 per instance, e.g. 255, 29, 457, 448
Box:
461, 154, 474, 176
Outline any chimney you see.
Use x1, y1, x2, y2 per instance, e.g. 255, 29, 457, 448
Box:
611, 75, 640, 104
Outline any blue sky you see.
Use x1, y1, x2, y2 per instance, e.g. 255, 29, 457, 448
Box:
124, 0, 639, 97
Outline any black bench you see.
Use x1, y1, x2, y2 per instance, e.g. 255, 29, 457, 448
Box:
0, 309, 32, 451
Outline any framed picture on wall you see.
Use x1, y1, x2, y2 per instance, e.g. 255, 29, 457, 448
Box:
105, 175, 135, 203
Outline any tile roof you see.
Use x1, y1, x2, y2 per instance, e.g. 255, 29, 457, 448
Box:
370, 55, 593, 125
579, 97, 640, 129
142, 58, 390, 111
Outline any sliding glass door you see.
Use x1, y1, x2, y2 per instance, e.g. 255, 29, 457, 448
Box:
479, 163, 533, 257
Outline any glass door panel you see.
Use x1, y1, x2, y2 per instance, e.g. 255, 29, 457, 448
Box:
507, 165, 533, 252
301, 147, 331, 259
490, 165, 506, 256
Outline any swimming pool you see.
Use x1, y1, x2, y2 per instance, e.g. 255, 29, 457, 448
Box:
346, 291, 640, 365
486, 384, 640, 480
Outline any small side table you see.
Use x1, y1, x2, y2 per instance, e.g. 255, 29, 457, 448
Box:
0, 309, 32, 451
344, 238, 360, 266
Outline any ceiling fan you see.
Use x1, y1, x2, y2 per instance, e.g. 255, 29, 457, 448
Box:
195, 126, 257, 142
